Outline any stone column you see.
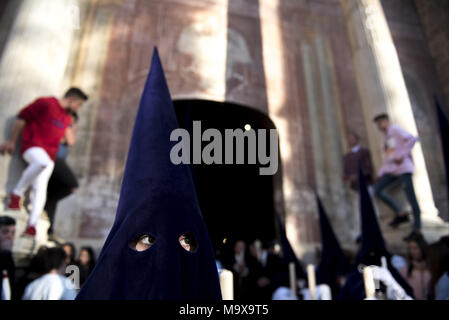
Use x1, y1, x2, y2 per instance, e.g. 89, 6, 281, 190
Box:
340, 0, 447, 235
302, 38, 353, 246
414, 0, 449, 110
0, 0, 79, 201
55, 0, 117, 243
260, 0, 320, 263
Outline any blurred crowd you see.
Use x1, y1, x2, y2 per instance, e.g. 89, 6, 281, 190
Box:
214, 233, 449, 300
1, 216, 96, 300
217, 239, 292, 300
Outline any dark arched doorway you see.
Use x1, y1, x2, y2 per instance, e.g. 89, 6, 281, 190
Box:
173, 100, 281, 254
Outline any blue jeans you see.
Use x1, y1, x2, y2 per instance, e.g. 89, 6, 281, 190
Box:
374, 173, 421, 230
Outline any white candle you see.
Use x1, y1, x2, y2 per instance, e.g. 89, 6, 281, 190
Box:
289, 262, 297, 298
2, 270, 11, 300
381, 256, 388, 269
363, 266, 376, 299
378, 256, 388, 291
219, 269, 234, 300
307, 264, 316, 300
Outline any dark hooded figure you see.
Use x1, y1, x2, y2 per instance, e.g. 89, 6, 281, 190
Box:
338, 168, 414, 300
272, 214, 306, 291
436, 97, 449, 206
315, 196, 350, 299
76, 48, 222, 300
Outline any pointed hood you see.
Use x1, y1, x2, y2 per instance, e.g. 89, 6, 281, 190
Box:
76, 48, 221, 300
315, 195, 350, 291
344, 168, 414, 299
355, 168, 388, 265
436, 97, 449, 204
275, 214, 306, 279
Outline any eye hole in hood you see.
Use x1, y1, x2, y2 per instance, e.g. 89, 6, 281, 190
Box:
129, 234, 156, 252
179, 232, 198, 253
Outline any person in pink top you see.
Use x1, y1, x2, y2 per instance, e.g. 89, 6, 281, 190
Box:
373, 113, 421, 241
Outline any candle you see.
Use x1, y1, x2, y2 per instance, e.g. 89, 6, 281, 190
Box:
289, 262, 297, 298
2, 270, 11, 300
219, 269, 234, 300
381, 256, 387, 269
363, 266, 376, 299
307, 264, 316, 300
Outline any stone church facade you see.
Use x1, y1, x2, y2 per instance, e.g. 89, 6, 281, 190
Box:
0, 0, 448, 262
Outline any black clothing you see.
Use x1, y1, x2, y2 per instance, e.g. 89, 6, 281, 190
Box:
45, 157, 78, 235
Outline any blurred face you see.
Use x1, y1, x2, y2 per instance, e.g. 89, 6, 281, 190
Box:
234, 241, 245, 254
348, 134, 358, 148
408, 241, 423, 261
0, 225, 15, 251
249, 244, 257, 257
79, 249, 90, 266
375, 118, 390, 133
63, 245, 73, 261
67, 97, 85, 112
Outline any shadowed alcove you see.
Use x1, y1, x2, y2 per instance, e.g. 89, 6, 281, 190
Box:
173, 100, 282, 256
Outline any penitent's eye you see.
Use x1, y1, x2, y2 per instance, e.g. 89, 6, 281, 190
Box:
178, 232, 198, 253
129, 234, 156, 252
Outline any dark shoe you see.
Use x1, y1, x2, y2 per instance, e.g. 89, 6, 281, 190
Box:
397, 214, 410, 225
403, 230, 421, 242
389, 216, 401, 228
389, 214, 409, 228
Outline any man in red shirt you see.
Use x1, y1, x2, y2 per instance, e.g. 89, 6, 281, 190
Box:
0, 88, 88, 237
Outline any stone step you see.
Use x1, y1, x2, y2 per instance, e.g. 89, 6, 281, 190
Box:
340, 214, 449, 257
379, 215, 449, 255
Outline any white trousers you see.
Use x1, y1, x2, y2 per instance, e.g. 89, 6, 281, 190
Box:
13, 147, 54, 226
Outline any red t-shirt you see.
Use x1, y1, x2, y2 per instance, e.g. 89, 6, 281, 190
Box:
18, 97, 72, 161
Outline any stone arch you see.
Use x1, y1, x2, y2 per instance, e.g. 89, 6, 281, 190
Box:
172, 98, 284, 250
